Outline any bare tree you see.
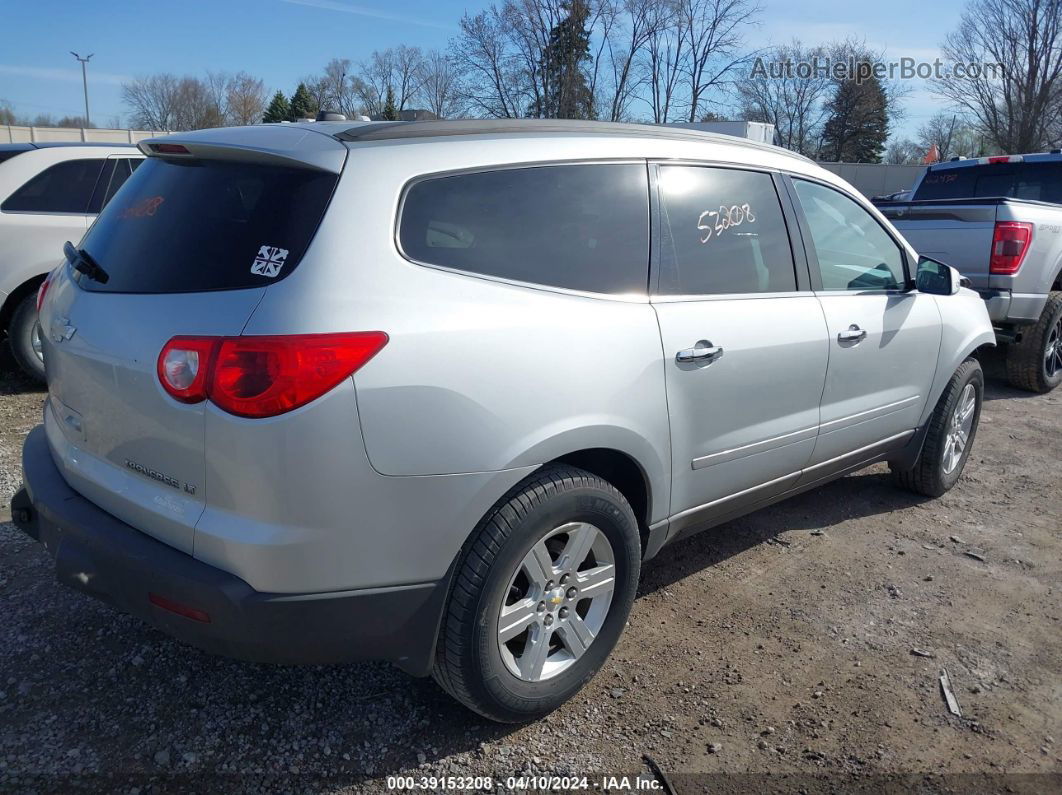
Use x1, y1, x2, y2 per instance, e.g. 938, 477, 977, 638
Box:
226, 72, 269, 125
735, 39, 833, 155
644, 2, 685, 122
680, 0, 760, 122
355, 46, 425, 116
123, 74, 183, 130
934, 0, 1062, 152
596, 0, 671, 121
417, 50, 464, 118
451, 7, 525, 118
299, 72, 333, 117
124, 71, 267, 130
504, 0, 567, 118
917, 112, 966, 161
884, 137, 923, 165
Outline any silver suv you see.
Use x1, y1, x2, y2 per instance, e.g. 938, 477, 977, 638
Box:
14, 120, 995, 722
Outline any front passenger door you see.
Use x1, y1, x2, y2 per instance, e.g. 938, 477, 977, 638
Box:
789, 178, 941, 467
652, 165, 829, 539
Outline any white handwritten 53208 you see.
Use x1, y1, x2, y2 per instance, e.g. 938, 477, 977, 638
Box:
697, 203, 755, 243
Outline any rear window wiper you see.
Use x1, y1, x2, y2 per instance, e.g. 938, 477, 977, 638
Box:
64, 241, 109, 284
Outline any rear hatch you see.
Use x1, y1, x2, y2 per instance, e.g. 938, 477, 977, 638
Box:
41, 138, 342, 553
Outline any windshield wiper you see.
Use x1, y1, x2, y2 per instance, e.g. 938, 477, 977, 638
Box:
64, 241, 109, 284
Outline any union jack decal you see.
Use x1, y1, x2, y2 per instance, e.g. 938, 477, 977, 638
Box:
250, 245, 288, 278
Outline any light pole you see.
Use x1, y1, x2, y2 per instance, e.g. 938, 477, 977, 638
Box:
70, 51, 93, 127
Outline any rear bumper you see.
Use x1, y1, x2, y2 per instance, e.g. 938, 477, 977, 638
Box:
12, 425, 448, 676
978, 289, 1047, 326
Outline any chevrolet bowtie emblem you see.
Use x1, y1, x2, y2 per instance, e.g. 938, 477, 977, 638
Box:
51, 316, 76, 343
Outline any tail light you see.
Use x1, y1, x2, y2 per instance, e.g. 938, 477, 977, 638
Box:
36, 266, 61, 312
157, 332, 388, 418
989, 221, 1033, 275
158, 337, 218, 403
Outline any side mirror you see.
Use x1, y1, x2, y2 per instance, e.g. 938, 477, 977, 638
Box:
916, 256, 964, 296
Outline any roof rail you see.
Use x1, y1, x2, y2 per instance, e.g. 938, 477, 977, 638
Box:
334, 118, 813, 163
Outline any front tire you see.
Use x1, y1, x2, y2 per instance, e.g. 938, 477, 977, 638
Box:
9, 294, 45, 383
1005, 291, 1062, 393
432, 465, 641, 722
892, 357, 983, 497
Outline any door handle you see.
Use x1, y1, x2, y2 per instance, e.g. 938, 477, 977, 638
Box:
676, 340, 724, 363
837, 324, 867, 343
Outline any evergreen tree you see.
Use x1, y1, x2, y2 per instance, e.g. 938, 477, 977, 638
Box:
536, 0, 594, 119
262, 90, 291, 123
288, 83, 318, 121
821, 71, 889, 162
381, 85, 398, 120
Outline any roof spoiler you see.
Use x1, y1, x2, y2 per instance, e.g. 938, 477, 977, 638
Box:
137, 127, 347, 174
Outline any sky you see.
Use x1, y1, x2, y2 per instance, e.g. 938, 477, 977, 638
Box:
0, 0, 969, 140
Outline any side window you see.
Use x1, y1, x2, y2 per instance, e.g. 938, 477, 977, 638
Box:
793, 179, 906, 291
86, 160, 117, 214
103, 159, 136, 208
656, 165, 796, 295
1, 158, 106, 213
399, 164, 649, 295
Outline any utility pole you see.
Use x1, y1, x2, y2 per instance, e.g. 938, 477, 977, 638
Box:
70, 51, 93, 127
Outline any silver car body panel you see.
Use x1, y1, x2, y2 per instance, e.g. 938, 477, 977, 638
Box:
35, 123, 994, 595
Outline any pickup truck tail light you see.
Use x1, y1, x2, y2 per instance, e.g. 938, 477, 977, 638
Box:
989, 221, 1034, 275
158, 332, 388, 418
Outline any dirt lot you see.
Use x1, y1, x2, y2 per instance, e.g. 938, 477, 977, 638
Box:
0, 344, 1058, 793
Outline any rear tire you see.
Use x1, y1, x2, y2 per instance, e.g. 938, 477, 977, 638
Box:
1005, 291, 1062, 393
432, 465, 640, 723
892, 357, 983, 497
9, 294, 45, 383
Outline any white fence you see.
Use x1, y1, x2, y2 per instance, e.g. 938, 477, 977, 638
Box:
1, 125, 165, 144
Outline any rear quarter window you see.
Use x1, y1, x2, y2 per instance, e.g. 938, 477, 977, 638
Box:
78, 157, 338, 293
398, 163, 650, 295
914, 162, 1062, 203
1, 158, 105, 213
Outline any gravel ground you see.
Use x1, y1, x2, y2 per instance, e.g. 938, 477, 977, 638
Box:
0, 344, 1059, 794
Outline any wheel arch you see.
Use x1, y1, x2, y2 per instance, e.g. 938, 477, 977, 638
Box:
500, 423, 669, 530
0, 273, 46, 337
548, 447, 653, 549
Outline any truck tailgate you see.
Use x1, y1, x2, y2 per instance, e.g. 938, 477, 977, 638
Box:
882, 203, 996, 289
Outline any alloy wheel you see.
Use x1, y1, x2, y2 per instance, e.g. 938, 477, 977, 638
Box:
1044, 315, 1062, 379
942, 383, 976, 475
497, 522, 616, 682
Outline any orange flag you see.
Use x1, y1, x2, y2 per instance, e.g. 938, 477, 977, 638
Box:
923, 144, 940, 164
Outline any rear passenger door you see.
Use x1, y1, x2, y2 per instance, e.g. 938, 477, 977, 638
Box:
787, 177, 941, 468
650, 164, 829, 538
0, 157, 106, 247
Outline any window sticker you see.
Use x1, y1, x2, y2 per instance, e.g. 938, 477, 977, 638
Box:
250, 245, 288, 278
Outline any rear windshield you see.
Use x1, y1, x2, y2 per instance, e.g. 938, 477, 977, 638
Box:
78, 156, 339, 293
913, 161, 1062, 203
